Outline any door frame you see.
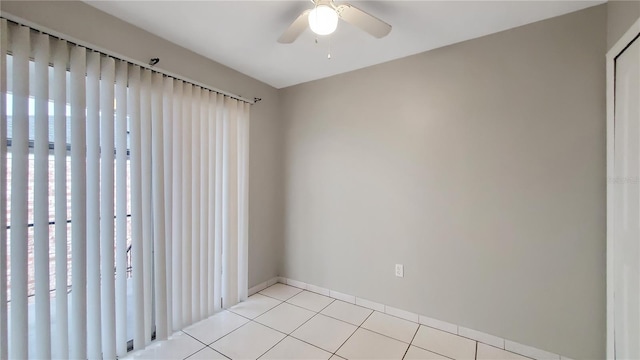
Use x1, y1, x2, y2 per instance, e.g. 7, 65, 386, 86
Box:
606, 16, 640, 360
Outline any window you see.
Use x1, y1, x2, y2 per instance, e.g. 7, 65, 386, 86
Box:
2, 20, 250, 359
4, 58, 136, 346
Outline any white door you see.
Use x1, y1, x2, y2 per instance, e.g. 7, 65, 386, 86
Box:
610, 22, 640, 359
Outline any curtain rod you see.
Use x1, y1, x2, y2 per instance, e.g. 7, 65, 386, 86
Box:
1, 14, 259, 105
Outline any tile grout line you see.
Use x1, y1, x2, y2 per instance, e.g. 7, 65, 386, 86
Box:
286, 294, 337, 313
254, 292, 336, 359
409, 338, 457, 360
288, 336, 335, 358
256, 315, 329, 358
278, 287, 446, 357
282, 296, 343, 356
210, 347, 232, 360
254, 330, 288, 360
307, 309, 420, 355
256, 305, 317, 338
259, 287, 394, 344
171, 284, 439, 360
258, 288, 303, 303
231, 287, 334, 358
401, 323, 421, 360
245, 286, 336, 359
133, 284, 372, 359
360, 320, 417, 345
182, 329, 212, 348
318, 299, 375, 327
186, 284, 475, 360
314, 296, 337, 313
253, 293, 331, 339
331, 307, 376, 358
260, 289, 336, 314
475, 340, 479, 360
151, 282, 536, 360
150, 287, 439, 360
206, 307, 275, 356
288, 327, 337, 357
179, 332, 229, 360
319, 304, 423, 349
195, 346, 231, 360
286, 305, 328, 335
232, 302, 291, 360
280, 277, 563, 360
194, 293, 454, 360
269, 289, 340, 356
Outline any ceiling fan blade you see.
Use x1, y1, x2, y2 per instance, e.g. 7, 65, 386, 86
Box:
278, 10, 311, 44
336, 4, 391, 38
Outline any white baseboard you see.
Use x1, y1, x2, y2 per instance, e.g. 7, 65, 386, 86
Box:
329, 290, 356, 304
384, 305, 419, 323
272, 277, 564, 360
458, 326, 504, 349
505, 340, 561, 360
355, 297, 385, 312
306, 283, 330, 296
248, 276, 280, 296
419, 314, 458, 335
286, 278, 308, 290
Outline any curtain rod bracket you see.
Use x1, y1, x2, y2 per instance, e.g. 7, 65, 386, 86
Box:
254, 97, 262, 103
149, 57, 160, 67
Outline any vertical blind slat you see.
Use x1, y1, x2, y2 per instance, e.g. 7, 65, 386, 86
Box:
221, 99, 229, 308
70, 44, 88, 360
9, 25, 30, 359
128, 64, 145, 350
224, 98, 239, 306
182, 83, 192, 324
9, 25, 30, 360
86, 50, 102, 360
152, 72, 168, 341
114, 59, 128, 357
162, 76, 174, 334
191, 86, 201, 321
53, 38, 69, 359
200, 89, 209, 317
0, 19, 8, 360
207, 93, 218, 316
34, 32, 52, 360
238, 103, 250, 302
171, 80, 183, 331
140, 68, 153, 345
214, 93, 224, 312
100, 56, 117, 360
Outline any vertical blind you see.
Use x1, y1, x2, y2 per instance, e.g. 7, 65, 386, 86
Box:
0, 19, 250, 359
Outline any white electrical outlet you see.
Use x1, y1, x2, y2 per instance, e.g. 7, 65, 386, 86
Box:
395, 264, 404, 278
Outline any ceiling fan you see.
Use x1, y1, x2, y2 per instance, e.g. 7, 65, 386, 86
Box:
278, 0, 392, 44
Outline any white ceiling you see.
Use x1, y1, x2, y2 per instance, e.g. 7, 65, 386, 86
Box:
85, 0, 604, 89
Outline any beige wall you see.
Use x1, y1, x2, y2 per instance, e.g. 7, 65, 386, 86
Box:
280, 5, 606, 359
1, 1, 616, 358
0, 0, 283, 288
607, 0, 640, 50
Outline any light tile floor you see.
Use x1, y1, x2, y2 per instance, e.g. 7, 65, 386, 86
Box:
123, 284, 533, 360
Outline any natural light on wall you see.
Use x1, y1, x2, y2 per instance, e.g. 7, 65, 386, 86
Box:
0, 19, 250, 359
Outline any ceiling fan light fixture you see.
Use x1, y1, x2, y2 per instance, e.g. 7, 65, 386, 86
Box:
308, 5, 338, 36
